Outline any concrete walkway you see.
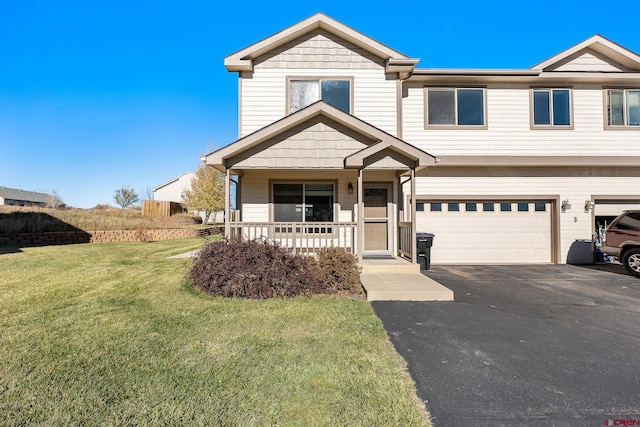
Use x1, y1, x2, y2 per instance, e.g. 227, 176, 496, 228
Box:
360, 257, 454, 301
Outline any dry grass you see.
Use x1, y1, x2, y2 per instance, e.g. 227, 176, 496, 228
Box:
0, 206, 203, 234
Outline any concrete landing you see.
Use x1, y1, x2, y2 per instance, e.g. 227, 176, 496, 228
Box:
360, 258, 454, 301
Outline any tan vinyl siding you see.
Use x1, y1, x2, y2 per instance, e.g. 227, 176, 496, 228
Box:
550, 51, 627, 72
411, 166, 640, 264
239, 170, 360, 223
228, 117, 375, 169
254, 30, 384, 70
241, 30, 398, 137
402, 83, 640, 156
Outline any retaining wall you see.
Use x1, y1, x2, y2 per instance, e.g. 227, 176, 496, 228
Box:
0, 227, 223, 246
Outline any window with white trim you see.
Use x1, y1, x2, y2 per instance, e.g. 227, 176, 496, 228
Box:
272, 183, 334, 223
606, 89, 640, 127
289, 79, 351, 114
425, 87, 486, 127
532, 89, 571, 127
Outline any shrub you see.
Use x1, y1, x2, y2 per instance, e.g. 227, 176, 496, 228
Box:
310, 247, 363, 295
189, 236, 318, 299
188, 237, 363, 299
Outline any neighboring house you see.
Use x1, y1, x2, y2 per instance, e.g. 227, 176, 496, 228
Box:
152, 171, 197, 203
0, 186, 51, 207
203, 13, 640, 265
152, 171, 223, 222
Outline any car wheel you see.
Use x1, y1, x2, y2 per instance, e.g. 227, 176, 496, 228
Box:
622, 248, 640, 277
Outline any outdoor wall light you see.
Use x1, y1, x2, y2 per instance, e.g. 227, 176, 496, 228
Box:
348, 183, 354, 194
584, 200, 595, 211
561, 199, 571, 212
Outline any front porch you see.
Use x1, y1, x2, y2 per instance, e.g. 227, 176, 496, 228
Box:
201, 101, 452, 299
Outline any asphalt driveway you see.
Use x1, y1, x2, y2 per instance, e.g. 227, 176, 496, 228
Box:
372, 264, 640, 427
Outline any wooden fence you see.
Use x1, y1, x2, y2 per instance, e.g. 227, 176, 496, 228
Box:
142, 200, 186, 217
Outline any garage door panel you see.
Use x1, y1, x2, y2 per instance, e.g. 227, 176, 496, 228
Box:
595, 202, 640, 216
417, 201, 552, 264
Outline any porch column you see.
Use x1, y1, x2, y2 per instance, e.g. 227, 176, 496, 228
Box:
411, 168, 417, 264
357, 168, 364, 263
225, 168, 231, 239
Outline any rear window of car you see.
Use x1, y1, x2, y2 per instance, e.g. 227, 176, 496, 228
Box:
612, 212, 640, 231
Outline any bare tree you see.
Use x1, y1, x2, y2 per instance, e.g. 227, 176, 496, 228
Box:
142, 186, 154, 201
114, 186, 140, 209
183, 164, 225, 223
47, 190, 65, 209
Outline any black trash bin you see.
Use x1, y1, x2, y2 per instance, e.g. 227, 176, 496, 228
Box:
416, 232, 435, 271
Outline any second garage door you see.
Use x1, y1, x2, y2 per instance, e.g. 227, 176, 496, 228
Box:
416, 200, 554, 264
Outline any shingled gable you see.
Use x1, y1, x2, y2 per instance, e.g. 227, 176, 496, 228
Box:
203, 101, 436, 170
224, 13, 419, 77
531, 34, 640, 72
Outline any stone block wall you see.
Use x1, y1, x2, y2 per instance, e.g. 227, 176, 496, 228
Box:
0, 227, 223, 246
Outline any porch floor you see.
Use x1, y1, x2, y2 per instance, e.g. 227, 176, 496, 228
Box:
360, 256, 454, 302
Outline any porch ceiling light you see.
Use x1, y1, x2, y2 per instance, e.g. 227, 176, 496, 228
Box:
348, 183, 354, 194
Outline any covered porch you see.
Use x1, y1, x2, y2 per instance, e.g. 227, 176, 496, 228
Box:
203, 101, 437, 263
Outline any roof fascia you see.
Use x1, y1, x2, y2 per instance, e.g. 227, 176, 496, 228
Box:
204, 101, 435, 169
345, 140, 436, 169
224, 13, 413, 72
531, 34, 640, 72
405, 71, 640, 84
153, 171, 195, 191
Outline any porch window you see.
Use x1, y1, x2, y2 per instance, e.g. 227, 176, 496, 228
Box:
289, 79, 351, 113
273, 183, 334, 223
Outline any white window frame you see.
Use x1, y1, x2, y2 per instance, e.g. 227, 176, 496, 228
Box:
424, 87, 487, 129
530, 88, 574, 129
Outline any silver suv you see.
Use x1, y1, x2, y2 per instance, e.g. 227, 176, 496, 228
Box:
601, 210, 640, 277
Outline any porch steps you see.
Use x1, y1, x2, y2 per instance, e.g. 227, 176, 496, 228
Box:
360, 258, 454, 302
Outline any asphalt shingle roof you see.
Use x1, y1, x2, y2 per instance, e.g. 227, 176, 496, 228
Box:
0, 186, 51, 204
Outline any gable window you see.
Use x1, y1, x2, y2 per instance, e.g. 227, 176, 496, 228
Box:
273, 183, 334, 223
425, 87, 486, 128
289, 79, 351, 114
532, 89, 572, 127
606, 89, 640, 127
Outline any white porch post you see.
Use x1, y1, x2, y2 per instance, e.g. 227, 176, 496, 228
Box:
411, 168, 417, 264
357, 168, 364, 263
225, 168, 231, 239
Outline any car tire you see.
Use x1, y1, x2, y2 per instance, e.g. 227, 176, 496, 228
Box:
622, 248, 640, 277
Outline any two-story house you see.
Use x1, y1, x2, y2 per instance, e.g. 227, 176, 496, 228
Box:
204, 13, 640, 265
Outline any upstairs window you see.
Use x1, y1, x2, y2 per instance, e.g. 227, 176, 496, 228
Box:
289, 79, 351, 114
606, 89, 640, 128
532, 89, 572, 127
425, 87, 486, 128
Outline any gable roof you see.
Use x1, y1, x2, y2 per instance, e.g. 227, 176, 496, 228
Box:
531, 34, 640, 72
203, 101, 436, 171
153, 171, 196, 192
0, 186, 50, 204
224, 13, 419, 76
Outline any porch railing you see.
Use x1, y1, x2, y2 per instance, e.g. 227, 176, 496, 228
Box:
228, 222, 357, 255
398, 222, 413, 259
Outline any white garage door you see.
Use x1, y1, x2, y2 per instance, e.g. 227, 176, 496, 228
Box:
594, 200, 640, 217
416, 200, 553, 264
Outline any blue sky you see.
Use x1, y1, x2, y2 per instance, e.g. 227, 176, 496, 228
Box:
1, 0, 638, 208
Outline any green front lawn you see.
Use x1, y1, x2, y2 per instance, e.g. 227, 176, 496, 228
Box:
0, 239, 429, 426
